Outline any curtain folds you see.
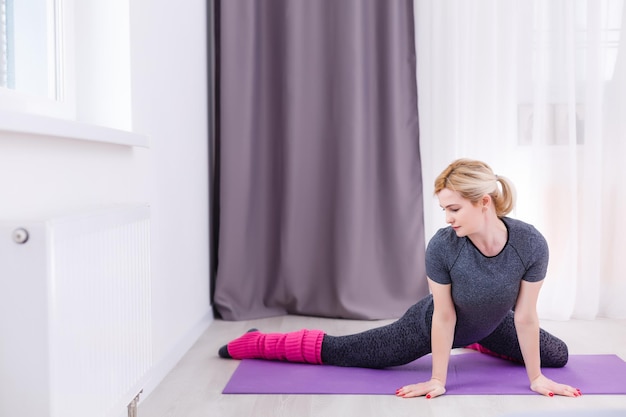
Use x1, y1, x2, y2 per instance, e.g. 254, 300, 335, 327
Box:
212, 0, 427, 320
415, 0, 626, 319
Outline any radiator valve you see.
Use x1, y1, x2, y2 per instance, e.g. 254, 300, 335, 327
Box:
12, 228, 29, 244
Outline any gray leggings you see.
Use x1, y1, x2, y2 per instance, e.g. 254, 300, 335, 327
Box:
320, 298, 569, 369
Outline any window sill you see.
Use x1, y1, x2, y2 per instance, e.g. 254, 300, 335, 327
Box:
0, 110, 149, 148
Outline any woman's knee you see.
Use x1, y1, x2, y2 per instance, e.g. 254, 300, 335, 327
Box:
541, 334, 569, 368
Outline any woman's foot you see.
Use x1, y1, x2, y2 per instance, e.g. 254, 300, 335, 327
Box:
218, 328, 258, 359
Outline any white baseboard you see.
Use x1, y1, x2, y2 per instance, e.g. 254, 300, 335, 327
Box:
139, 309, 214, 402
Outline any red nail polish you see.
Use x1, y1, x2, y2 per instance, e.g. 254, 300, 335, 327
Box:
549, 392, 554, 397
426, 394, 431, 399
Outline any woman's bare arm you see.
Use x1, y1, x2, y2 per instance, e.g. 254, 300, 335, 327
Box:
397, 278, 455, 399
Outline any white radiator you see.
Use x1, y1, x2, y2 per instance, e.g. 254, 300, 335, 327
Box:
0, 206, 152, 417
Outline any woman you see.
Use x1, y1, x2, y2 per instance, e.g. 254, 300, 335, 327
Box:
218, 158, 581, 399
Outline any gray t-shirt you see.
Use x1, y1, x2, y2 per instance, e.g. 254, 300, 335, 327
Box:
425, 217, 549, 347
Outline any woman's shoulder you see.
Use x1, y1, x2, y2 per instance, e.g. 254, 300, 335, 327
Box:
430, 225, 458, 241
502, 217, 544, 239
425, 226, 465, 282
502, 217, 549, 280
427, 226, 464, 252
502, 217, 548, 255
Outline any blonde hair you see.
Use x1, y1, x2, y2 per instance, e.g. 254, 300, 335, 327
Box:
434, 158, 516, 217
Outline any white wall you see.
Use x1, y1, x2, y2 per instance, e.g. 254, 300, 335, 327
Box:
0, 0, 213, 408
129, 0, 214, 395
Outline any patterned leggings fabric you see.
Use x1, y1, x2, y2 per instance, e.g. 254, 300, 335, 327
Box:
320, 299, 569, 369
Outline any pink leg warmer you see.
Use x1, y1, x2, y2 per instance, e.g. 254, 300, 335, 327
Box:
226, 329, 324, 364
465, 343, 523, 364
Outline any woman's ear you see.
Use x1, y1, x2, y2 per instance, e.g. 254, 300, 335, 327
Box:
482, 194, 491, 210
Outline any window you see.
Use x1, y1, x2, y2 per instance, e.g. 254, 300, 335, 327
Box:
0, 0, 147, 147
0, 0, 72, 119
1, 0, 60, 98
0, 0, 14, 89
517, 0, 623, 146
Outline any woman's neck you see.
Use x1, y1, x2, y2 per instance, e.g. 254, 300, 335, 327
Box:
469, 216, 508, 257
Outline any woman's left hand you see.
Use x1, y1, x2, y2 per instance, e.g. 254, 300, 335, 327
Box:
530, 374, 582, 397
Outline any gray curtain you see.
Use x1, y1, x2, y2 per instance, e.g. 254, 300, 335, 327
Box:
211, 0, 428, 320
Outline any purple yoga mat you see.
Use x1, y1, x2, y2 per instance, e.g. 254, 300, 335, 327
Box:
222, 353, 626, 395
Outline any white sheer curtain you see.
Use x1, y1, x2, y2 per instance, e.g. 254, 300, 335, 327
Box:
415, 0, 626, 320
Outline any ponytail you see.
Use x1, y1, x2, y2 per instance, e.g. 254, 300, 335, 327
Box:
434, 159, 516, 217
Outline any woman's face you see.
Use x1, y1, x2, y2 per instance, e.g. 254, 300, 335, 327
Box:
437, 188, 484, 237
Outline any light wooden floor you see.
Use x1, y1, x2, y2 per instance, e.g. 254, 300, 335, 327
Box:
139, 315, 626, 417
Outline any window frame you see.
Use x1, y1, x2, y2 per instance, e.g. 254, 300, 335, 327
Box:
0, 0, 148, 148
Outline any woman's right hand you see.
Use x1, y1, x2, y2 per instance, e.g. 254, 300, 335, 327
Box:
396, 378, 446, 399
